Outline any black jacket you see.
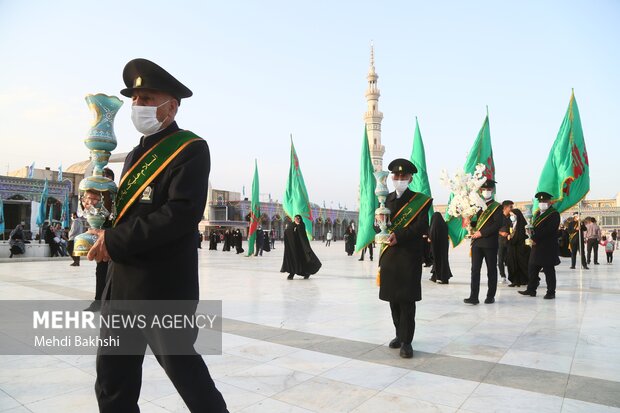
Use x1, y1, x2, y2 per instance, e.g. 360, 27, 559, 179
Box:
471, 200, 503, 249
529, 208, 561, 267
104, 122, 209, 300
379, 189, 432, 303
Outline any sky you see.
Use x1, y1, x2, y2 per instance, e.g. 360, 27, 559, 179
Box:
1, 0, 618, 209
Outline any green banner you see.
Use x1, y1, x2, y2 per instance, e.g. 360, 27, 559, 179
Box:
409, 117, 434, 223
282, 138, 313, 239
247, 160, 260, 256
446, 113, 495, 247
534, 90, 589, 213
355, 126, 378, 252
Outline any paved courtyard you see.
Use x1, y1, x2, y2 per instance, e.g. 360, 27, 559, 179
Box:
0, 240, 619, 412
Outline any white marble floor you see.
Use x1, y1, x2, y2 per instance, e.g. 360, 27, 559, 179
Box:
0, 241, 619, 412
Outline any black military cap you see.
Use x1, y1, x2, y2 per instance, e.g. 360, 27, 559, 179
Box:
120, 58, 193, 101
480, 179, 497, 189
387, 158, 417, 174
535, 191, 554, 201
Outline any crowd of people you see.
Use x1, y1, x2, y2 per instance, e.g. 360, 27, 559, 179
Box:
4, 57, 617, 411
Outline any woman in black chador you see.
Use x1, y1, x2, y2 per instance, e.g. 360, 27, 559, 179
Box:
222, 230, 231, 252
428, 212, 453, 284
281, 215, 322, 279
344, 226, 356, 256
506, 208, 530, 287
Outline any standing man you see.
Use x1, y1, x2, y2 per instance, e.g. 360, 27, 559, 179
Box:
497, 200, 514, 284
463, 179, 503, 305
325, 230, 333, 247
87, 58, 227, 412
358, 242, 374, 261
585, 217, 601, 265
379, 159, 432, 358
68, 212, 86, 266
567, 213, 588, 269
254, 225, 264, 256
519, 192, 561, 299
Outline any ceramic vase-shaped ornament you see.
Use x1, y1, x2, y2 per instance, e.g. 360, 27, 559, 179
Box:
74, 94, 123, 256
373, 170, 391, 245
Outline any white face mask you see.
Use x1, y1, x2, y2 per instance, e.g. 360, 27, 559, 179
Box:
510, 215, 516, 222
393, 180, 409, 194
482, 190, 493, 200
131, 100, 170, 136
539, 202, 549, 211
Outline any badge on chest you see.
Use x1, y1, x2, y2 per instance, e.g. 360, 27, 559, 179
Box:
140, 186, 154, 203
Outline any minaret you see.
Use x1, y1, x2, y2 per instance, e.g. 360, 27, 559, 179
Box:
364, 43, 385, 172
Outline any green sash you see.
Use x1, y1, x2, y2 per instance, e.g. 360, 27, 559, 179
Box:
474, 201, 500, 232
114, 130, 201, 226
380, 192, 432, 256
533, 207, 555, 228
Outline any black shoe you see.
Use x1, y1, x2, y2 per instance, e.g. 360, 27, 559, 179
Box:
9, 253, 13, 258
594, 262, 600, 265
370, 257, 373, 261
358, 258, 364, 261
484, 297, 495, 304
83, 301, 101, 312
70, 262, 79, 267
303, 274, 310, 279
544, 293, 555, 299
287, 274, 294, 280
569, 266, 576, 269
518, 290, 536, 297
400, 343, 413, 358
508, 283, 516, 287
582, 266, 589, 270
388, 337, 401, 349
463, 298, 479, 305
429, 277, 436, 282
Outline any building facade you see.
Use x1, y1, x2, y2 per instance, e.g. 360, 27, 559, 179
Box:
0, 166, 78, 238
200, 189, 359, 241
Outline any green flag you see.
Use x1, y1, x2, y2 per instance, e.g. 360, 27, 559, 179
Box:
36, 179, 49, 227
247, 160, 260, 256
408, 117, 434, 222
283, 138, 313, 239
355, 126, 377, 252
445, 112, 495, 247
535, 90, 589, 213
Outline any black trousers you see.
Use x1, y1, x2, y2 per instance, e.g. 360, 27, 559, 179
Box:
94, 262, 109, 301
95, 312, 227, 413
607, 252, 613, 263
497, 239, 508, 277
470, 246, 498, 300
570, 239, 587, 267
360, 245, 374, 260
586, 239, 599, 264
389, 302, 416, 345
526, 263, 556, 295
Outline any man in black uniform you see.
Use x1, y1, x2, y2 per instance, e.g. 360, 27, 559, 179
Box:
379, 159, 432, 358
497, 200, 514, 284
87, 58, 227, 412
567, 212, 588, 270
463, 179, 503, 305
519, 192, 561, 299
